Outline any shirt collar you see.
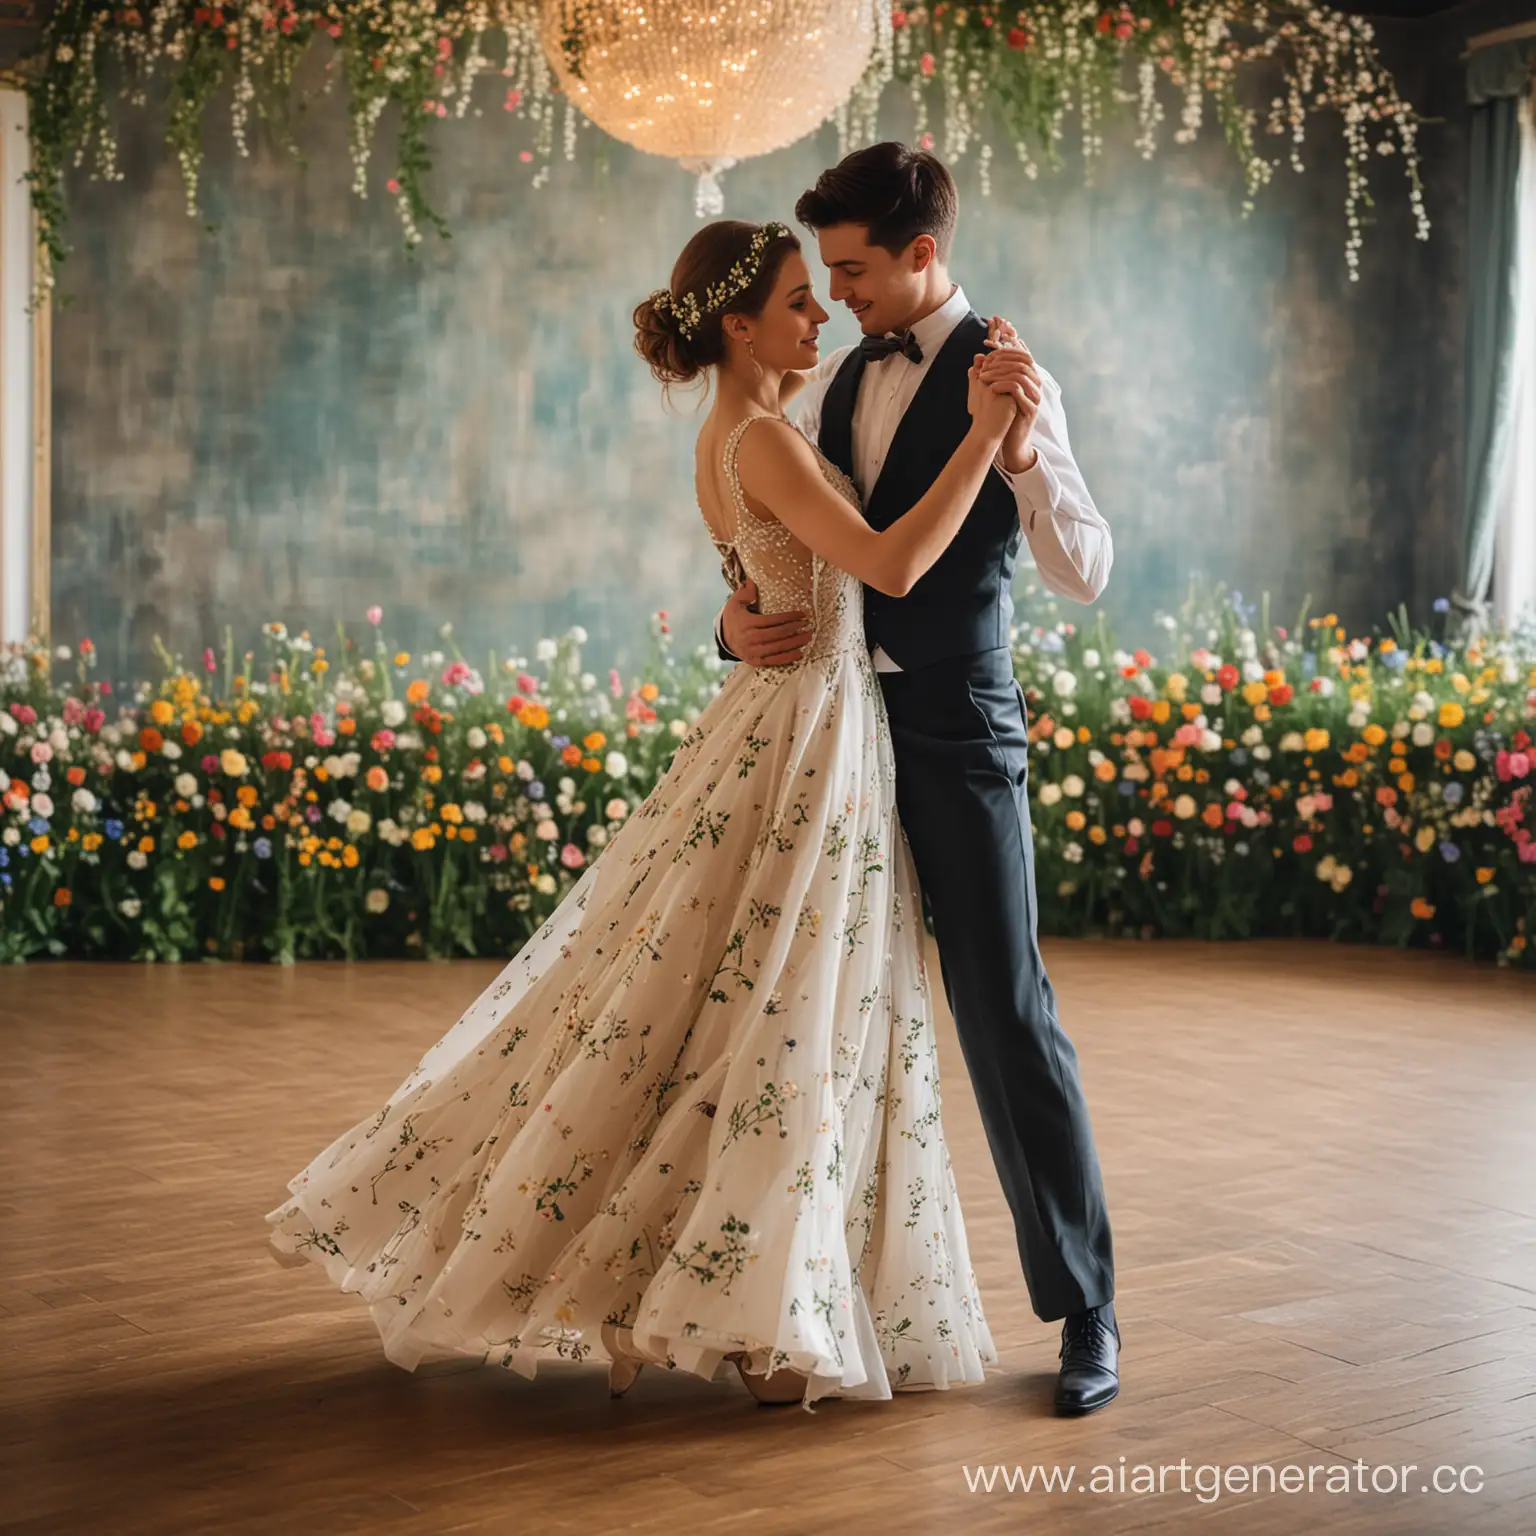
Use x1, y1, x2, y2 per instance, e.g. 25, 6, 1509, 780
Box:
905, 284, 970, 362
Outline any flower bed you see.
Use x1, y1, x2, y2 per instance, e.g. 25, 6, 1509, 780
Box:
2, 585, 1532, 967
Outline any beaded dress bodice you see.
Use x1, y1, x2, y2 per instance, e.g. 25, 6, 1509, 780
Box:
707, 415, 867, 672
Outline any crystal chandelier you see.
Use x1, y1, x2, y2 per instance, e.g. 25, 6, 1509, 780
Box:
540, 0, 886, 216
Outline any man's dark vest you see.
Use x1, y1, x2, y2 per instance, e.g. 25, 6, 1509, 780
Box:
818, 312, 1022, 670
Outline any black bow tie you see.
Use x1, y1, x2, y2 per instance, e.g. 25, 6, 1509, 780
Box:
858, 330, 923, 365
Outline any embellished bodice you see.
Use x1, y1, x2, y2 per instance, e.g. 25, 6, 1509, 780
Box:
709, 415, 866, 672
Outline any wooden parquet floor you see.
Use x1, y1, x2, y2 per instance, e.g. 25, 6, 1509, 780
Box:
2, 939, 1534, 1535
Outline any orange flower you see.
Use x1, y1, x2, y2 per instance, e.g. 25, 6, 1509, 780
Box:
1410, 897, 1435, 921
562, 744, 583, 766
583, 731, 606, 751
209, 877, 226, 892
639, 683, 660, 703
182, 719, 203, 746
366, 765, 389, 792
582, 756, 602, 773
53, 888, 71, 907
406, 679, 430, 704
522, 705, 550, 730
139, 726, 164, 753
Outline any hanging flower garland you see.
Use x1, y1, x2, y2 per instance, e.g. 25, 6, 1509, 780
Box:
19, 0, 1427, 295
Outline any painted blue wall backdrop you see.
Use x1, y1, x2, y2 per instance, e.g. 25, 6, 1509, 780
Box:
50, 46, 1456, 681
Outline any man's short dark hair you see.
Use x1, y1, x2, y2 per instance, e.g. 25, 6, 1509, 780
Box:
795, 142, 959, 261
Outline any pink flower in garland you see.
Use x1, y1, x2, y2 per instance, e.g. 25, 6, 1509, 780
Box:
367, 605, 383, 625
560, 843, 586, 870
920, 51, 935, 76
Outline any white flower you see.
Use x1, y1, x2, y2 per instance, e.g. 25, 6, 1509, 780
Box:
463, 801, 487, 824
127, 850, 148, 870
365, 888, 390, 914
1037, 782, 1063, 806
175, 773, 198, 798
1411, 721, 1434, 748
1199, 729, 1222, 753
569, 625, 588, 645
381, 699, 407, 727
1063, 842, 1084, 863
1347, 709, 1370, 730
347, 809, 372, 836
1314, 677, 1335, 698
71, 787, 98, 815
31, 792, 54, 818
1201, 683, 1223, 706
535, 638, 558, 662
535, 818, 559, 840
1053, 726, 1075, 750
1252, 744, 1272, 761
1, 826, 17, 846
535, 873, 557, 894
669, 719, 687, 738
1062, 774, 1085, 798
1279, 731, 1305, 752
466, 726, 487, 750
516, 759, 535, 781
558, 776, 576, 795
605, 751, 629, 778
1082, 648, 1100, 669
163, 741, 182, 761
1173, 794, 1197, 819
327, 799, 352, 823
1051, 670, 1078, 698
587, 825, 608, 847
119, 897, 141, 918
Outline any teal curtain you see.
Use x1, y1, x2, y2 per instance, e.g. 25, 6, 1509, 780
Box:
1452, 39, 1536, 636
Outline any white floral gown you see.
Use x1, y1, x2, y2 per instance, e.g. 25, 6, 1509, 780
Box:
266, 416, 996, 1407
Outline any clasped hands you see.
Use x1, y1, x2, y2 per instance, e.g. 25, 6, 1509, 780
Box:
722, 315, 1041, 668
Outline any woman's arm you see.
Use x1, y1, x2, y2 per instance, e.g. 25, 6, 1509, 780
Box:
734, 374, 1017, 598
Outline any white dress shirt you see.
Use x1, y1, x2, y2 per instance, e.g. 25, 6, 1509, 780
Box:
716, 284, 1112, 669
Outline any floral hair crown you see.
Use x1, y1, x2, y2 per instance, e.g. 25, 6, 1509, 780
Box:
649, 221, 794, 340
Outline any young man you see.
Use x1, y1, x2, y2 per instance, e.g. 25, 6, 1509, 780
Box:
716, 143, 1120, 1414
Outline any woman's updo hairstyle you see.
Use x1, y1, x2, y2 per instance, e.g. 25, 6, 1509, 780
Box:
633, 219, 801, 387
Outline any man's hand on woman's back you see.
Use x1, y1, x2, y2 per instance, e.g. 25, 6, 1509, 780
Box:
720, 579, 814, 667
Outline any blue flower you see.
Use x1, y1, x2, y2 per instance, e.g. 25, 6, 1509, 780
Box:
0, 872, 9, 887
1038, 631, 1066, 654
1117, 781, 1135, 797
0, 848, 8, 867
1429, 640, 1446, 659
1432, 597, 1450, 613
253, 837, 272, 860
1439, 841, 1461, 863
550, 735, 570, 750
104, 817, 124, 840
1383, 649, 1407, 671
1301, 653, 1317, 676
1442, 782, 1464, 806
28, 816, 48, 835
527, 781, 546, 801
1230, 747, 1249, 766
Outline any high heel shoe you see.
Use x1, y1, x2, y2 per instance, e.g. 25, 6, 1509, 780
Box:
730, 1350, 809, 1406
601, 1322, 647, 1398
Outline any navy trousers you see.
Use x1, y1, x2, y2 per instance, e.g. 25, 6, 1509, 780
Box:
878, 645, 1115, 1321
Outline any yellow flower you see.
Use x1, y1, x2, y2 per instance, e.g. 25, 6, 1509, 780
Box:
220, 748, 249, 777
1164, 672, 1188, 702
1437, 701, 1464, 729
82, 833, 102, 852
1151, 700, 1170, 724
411, 827, 436, 851
440, 802, 464, 824
1398, 772, 1415, 793
394, 652, 411, 666
1362, 724, 1387, 747
423, 764, 443, 785
1088, 825, 1107, 845
150, 698, 175, 726
1415, 825, 1436, 853
1303, 728, 1330, 753
342, 844, 360, 868
522, 705, 550, 730
583, 731, 606, 751
1242, 681, 1268, 707
30, 834, 49, 855
177, 831, 197, 851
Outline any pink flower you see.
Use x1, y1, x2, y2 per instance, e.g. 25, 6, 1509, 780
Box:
520, 151, 534, 164
8, 702, 36, 726
1510, 751, 1531, 779
918, 131, 935, 151
366, 605, 383, 625
891, 7, 907, 25
436, 103, 447, 118
504, 88, 523, 111
560, 843, 586, 869
1313, 792, 1333, 812
202, 754, 221, 773
919, 51, 935, 76
84, 707, 105, 734
517, 672, 537, 696
62, 696, 84, 726
1224, 800, 1244, 821
1496, 749, 1513, 781
1520, 838, 1536, 864
312, 728, 335, 749
1172, 722, 1200, 747
442, 660, 473, 688
437, 35, 452, 60
488, 842, 509, 863
203, 646, 217, 672
386, 178, 401, 196
371, 729, 397, 752
609, 669, 623, 698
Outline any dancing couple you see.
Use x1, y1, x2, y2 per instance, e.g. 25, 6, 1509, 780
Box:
268, 142, 1120, 1416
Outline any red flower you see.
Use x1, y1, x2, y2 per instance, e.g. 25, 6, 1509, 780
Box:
1293, 834, 1312, 853
1269, 683, 1294, 706
1216, 663, 1239, 690
1151, 819, 1173, 838
1128, 695, 1153, 720
1007, 26, 1031, 48
1133, 648, 1152, 668
1095, 12, 1112, 31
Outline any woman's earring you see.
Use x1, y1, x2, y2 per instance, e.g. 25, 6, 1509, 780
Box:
747, 338, 762, 378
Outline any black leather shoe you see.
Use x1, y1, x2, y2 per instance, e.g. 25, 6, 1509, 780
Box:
1054, 1303, 1119, 1415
